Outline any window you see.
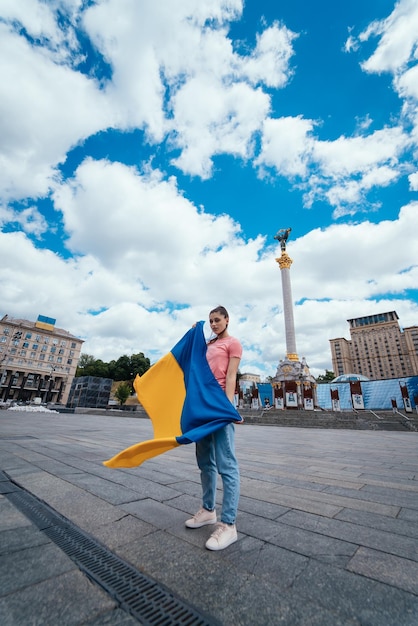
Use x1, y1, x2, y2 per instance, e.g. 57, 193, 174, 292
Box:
61, 340, 66, 347
25, 332, 32, 339
50, 347, 56, 354
3, 328, 10, 335
32, 344, 38, 351
71, 342, 76, 349
0, 337, 6, 343
39, 354, 45, 361
23, 342, 29, 348
48, 355, 54, 362
67, 359, 72, 365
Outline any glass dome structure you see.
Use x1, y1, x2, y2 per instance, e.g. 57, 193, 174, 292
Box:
331, 374, 370, 383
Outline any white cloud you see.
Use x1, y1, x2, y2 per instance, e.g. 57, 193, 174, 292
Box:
52, 157, 270, 307
354, 0, 418, 192
0, 21, 111, 201
257, 120, 409, 215
170, 79, 270, 177
241, 22, 297, 88
396, 64, 418, 100
0, 204, 48, 237
0, 0, 64, 46
256, 116, 315, 177
409, 171, 418, 189
312, 127, 407, 176
359, 0, 418, 74
289, 202, 418, 302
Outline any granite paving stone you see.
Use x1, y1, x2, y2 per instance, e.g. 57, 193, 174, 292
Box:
273, 484, 401, 517
225, 537, 310, 585
120, 497, 191, 529
62, 473, 145, 504
240, 477, 344, 517
347, 546, 418, 595
0, 541, 76, 596
237, 509, 294, 542
361, 483, 418, 507
0, 497, 32, 531
335, 507, 418, 539
238, 493, 290, 519
324, 483, 418, 509
278, 509, 418, 561
398, 507, 418, 522
82, 608, 140, 625
0, 569, 116, 626
90, 514, 155, 550
0, 525, 50, 554
290, 559, 418, 626
268, 521, 358, 566
29, 459, 85, 476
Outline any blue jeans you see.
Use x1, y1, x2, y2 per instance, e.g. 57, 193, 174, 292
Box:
195, 422, 239, 525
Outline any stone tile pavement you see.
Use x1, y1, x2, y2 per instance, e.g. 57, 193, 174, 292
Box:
1, 410, 418, 625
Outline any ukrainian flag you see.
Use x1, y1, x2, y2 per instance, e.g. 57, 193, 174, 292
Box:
103, 321, 242, 468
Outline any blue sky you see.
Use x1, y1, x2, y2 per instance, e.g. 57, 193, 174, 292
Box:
0, 0, 417, 379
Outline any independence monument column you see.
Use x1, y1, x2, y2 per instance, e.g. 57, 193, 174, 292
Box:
273, 228, 316, 410
274, 228, 298, 361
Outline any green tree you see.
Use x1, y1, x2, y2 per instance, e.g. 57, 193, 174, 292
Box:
108, 353, 150, 382
76, 355, 109, 378
114, 381, 131, 406
76, 351, 150, 381
316, 369, 335, 383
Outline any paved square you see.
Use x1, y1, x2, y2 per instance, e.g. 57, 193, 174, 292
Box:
1, 411, 417, 625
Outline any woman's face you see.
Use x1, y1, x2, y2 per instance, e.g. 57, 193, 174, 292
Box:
209, 312, 228, 336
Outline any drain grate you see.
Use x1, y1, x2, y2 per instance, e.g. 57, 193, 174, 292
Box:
4, 475, 218, 626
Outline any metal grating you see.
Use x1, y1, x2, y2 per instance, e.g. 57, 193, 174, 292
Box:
5, 476, 218, 626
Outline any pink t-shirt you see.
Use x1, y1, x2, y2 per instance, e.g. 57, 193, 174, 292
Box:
206, 336, 242, 390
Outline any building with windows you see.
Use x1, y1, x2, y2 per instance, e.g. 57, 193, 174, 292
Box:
330, 311, 418, 380
0, 314, 83, 405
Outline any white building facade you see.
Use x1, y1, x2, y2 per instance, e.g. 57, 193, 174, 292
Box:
0, 314, 83, 405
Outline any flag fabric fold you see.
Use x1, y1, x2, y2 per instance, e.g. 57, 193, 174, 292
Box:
103, 321, 242, 468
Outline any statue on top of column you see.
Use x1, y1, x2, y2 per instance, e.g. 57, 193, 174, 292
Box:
274, 227, 292, 252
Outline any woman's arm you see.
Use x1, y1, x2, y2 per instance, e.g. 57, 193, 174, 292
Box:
224, 356, 241, 403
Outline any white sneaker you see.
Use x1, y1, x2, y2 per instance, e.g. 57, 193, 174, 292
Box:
185, 508, 217, 528
205, 523, 237, 551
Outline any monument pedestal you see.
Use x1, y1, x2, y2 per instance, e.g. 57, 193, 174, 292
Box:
273, 356, 317, 410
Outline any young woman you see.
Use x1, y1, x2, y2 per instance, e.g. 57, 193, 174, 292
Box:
185, 306, 242, 551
